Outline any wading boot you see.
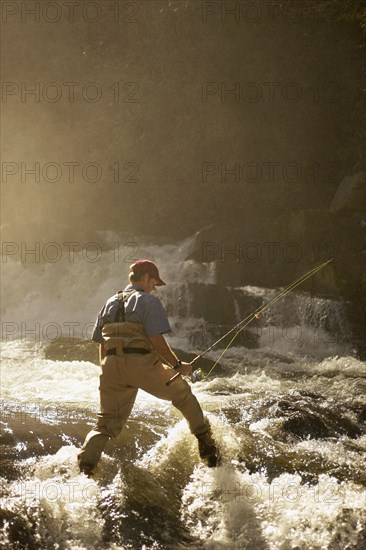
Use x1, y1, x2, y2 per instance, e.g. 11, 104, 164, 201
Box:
196, 429, 220, 467
77, 457, 95, 478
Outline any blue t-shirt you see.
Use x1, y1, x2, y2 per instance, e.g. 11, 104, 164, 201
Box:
91, 283, 171, 344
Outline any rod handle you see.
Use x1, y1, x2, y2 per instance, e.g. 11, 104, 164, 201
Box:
166, 358, 198, 386
166, 372, 181, 386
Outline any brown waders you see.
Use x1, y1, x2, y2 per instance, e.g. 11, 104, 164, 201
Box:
77, 350, 211, 471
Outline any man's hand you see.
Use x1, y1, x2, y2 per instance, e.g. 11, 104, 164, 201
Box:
175, 362, 192, 376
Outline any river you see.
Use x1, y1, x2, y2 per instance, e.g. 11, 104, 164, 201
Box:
1, 236, 365, 549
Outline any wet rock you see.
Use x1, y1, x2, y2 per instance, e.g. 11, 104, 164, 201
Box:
348, 401, 366, 429
283, 410, 331, 438
278, 400, 362, 440
330, 171, 365, 214
251, 394, 362, 440
174, 349, 226, 377
230, 288, 263, 318
186, 283, 238, 324
164, 282, 239, 325
295, 390, 325, 400
0, 508, 39, 550
44, 338, 99, 364
185, 222, 291, 289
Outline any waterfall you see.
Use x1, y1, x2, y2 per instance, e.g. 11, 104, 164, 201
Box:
1, 234, 353, 360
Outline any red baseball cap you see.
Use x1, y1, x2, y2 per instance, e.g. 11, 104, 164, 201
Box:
130, 260, 166, 286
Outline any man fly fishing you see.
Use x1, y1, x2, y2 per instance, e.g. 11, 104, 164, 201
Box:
78, 260, 220, 476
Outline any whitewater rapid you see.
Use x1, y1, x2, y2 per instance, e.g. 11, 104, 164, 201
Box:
1, 339, 365, 549
1, 235, 365, 548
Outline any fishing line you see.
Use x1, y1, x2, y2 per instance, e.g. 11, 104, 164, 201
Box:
201, 258, 333, 380
192, 258, 333, 365
166, 258, 333, 386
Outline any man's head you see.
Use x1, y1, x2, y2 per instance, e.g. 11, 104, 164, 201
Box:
129, 260, 166, 293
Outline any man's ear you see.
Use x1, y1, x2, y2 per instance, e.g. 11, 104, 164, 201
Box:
142, 272, 149, 284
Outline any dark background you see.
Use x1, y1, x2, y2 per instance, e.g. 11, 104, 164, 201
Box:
2, 0, 365, 350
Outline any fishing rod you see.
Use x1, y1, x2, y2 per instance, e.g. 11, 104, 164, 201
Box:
166, 258, 333, 386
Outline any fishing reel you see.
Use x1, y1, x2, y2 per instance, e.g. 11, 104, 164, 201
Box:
191, 368, 205, 383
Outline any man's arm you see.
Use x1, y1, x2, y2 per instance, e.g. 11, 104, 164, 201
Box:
149, 334, 191, 375
99, 344, 106, 363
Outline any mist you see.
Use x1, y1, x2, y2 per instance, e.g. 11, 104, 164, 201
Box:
2, 0, 365, 355
2, 1, 364, 236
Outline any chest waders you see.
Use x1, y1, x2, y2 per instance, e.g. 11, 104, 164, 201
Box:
101, 290, 153, 356
78, 289, 221, 474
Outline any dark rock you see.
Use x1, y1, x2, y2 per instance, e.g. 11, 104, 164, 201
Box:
44, 338, 99, 364
283, 411, 331, 439
330, 171, 365, 214
0, 508, 39, 550
174, 348, 226, 377
165, 282, 238, 325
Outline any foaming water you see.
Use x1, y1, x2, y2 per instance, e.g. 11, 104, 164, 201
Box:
1, 344, 365, 549
1, 234, 216, 341
1, 235, 365, 548
2, 234, 351, 361
181, 451, 366, 550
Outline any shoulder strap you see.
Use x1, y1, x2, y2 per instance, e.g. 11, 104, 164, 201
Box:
114, 290, 138, 323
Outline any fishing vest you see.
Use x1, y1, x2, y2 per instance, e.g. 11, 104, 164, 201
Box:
101, 290, 153, 354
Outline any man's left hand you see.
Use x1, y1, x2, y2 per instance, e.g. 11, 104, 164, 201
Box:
175, 362, 192, 376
